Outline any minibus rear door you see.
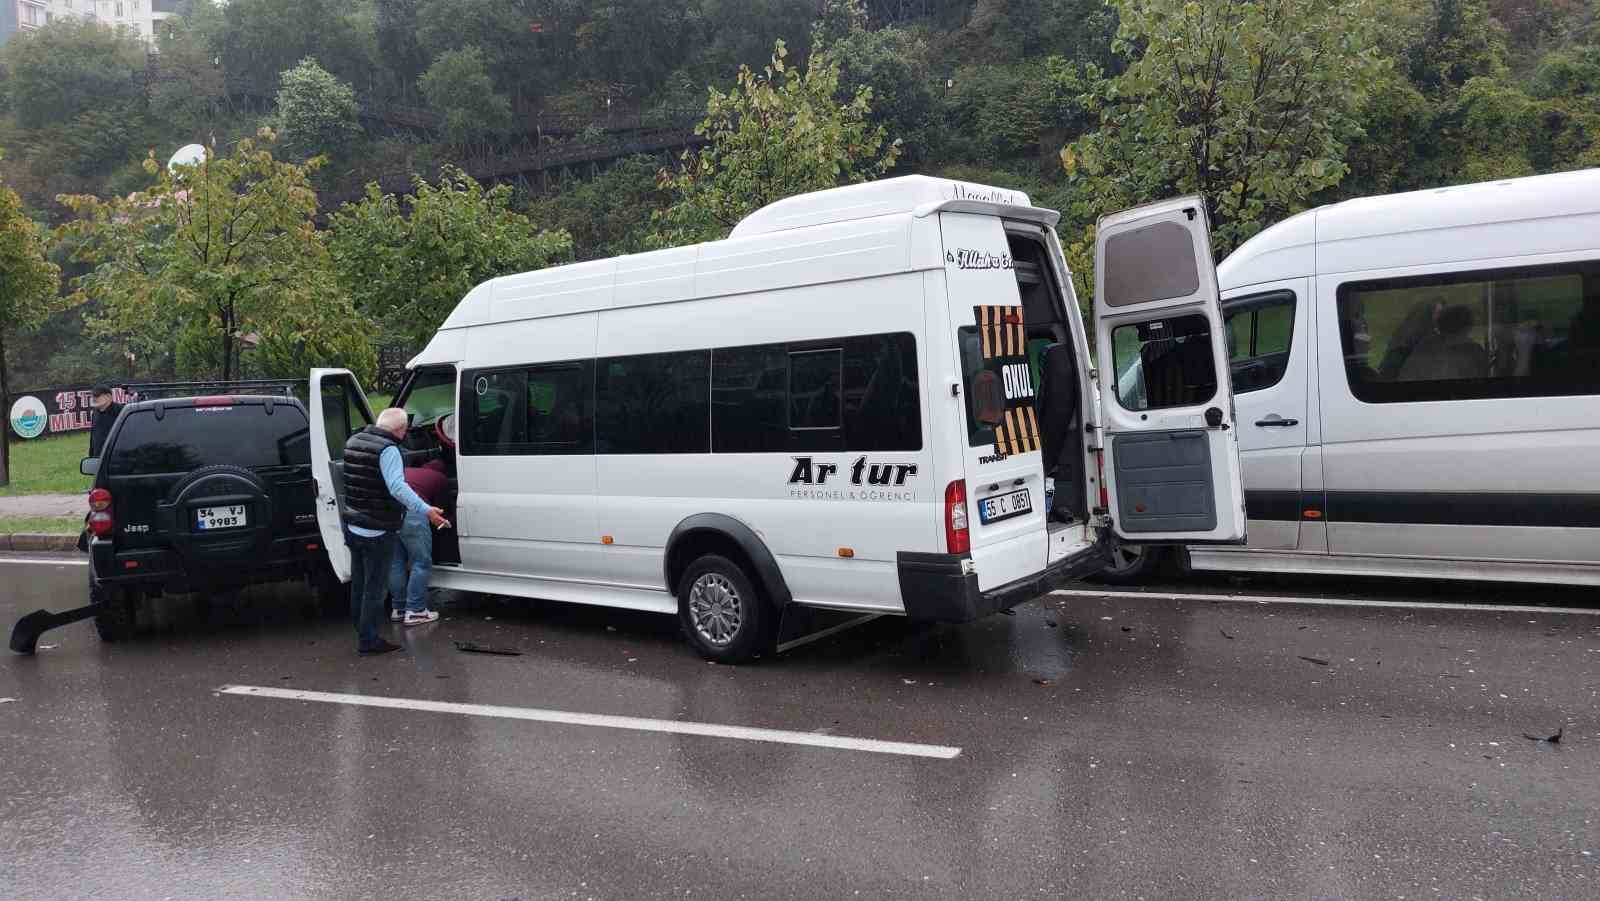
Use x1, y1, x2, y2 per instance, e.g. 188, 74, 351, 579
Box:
1092, 197, 1247, 545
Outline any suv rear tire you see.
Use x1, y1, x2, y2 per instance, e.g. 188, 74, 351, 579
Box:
93, 584, 139, 642
677, 555, 776, 664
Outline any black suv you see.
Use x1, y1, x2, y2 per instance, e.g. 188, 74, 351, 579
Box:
80, 390, 331, 641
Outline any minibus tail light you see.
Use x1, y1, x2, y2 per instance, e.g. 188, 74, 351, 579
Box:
1095, 450, 1109, 512
945, 480, 970, 555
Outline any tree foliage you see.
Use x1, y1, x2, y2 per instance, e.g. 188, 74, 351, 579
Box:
1063, 0, 1389, 256
326, 166, 573, 347
419, 47, 513, 145
655, 40, 902, 245
0, 174, 65, 485
57, 133, 371, 383
274, 58, 361, 161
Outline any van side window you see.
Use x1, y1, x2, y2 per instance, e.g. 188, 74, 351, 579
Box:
712, 332, 921, 452
1109, 314, 1220, 411
1223, 291, 1296, 394
1337, 260, 1600, 403
596, 350, 710, 454
460, 362, 593, 455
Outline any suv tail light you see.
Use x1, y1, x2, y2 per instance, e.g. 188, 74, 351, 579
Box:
945, 480, 970, 555
88, 488, 114, 537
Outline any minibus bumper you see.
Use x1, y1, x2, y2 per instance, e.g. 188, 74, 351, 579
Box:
896, 535, 1113, 622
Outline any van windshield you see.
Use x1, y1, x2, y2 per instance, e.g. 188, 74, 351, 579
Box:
402, 369, 456, 425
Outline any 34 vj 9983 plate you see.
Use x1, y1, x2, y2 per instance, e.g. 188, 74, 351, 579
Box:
195, 505, 248, 531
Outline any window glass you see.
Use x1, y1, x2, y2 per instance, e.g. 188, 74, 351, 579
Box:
461, 363, 593, 455
107, 406, 310, 475
318, 377, 371, 460
789, 349, 842, 429
712, 333, 920, 452
596, 350, 710, 454
1338, 261, 1600, 403
1223, 292, 1296, 393
1110, 314, 1219, 411
400, 368, 456, 426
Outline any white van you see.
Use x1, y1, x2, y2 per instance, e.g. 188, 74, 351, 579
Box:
1106, 169, 1600, 587
307, 176, 1246, 660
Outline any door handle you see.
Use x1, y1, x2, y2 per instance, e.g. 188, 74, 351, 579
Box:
1254, 417, 1299, 427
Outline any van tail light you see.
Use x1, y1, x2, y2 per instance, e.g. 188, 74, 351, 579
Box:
945, 480, 970, 555
88, 488, 114, 537
1094, 450, 1109, 511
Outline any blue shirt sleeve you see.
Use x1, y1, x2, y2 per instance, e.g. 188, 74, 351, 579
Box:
380, 445, 431, 517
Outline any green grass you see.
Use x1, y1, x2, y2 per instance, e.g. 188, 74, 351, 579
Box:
1, 433, 93, 497
0, 515, 82, 534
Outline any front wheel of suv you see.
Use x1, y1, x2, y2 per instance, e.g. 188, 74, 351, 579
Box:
93, 584, 139, 642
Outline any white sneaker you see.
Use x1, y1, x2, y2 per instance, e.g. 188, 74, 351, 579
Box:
403, 610, 440, 626
389, 609, 404, 623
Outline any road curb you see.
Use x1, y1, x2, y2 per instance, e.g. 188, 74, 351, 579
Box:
3, 533, 80, 552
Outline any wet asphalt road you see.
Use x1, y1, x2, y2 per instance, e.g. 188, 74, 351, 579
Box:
1, 555, 1597, 900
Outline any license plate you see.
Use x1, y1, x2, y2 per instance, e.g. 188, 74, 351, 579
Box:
196, 505, 248, 531
978, 488, 1032, 524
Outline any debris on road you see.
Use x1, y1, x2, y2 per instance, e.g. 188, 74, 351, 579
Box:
0, 697, 16, 704
1045, 620, 1057, 628
454, 641, 522, 656
1298, 656, 1330, 666
1033, 679, 1050, 686
1219, 628, 1235, 640
1522, 726, 1564, 744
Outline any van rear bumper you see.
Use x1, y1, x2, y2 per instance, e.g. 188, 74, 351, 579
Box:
897, 537, 1111, 622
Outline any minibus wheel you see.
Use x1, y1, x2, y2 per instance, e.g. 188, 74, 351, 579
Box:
677, 555, 775, 663
1098, 544, 1164, 586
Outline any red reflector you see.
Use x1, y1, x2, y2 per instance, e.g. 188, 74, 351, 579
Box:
1094, 450, 1109, 511
193, 396, 234, 407
306, 543, 319, 551
1303, 509, 1323, 520
123, 560, 139, 569
88, 511, 114, 537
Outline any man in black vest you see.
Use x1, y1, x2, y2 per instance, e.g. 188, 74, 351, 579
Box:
342, 408, 450, 655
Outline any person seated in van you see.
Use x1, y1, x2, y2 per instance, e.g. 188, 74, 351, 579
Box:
1377, 301, 1444, 380
1398, 303, 1488, 382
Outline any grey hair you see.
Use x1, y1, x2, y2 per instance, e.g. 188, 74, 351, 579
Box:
376, 407, 409, 432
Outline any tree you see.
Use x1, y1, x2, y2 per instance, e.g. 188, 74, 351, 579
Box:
148, 18, 227, 136
274, 58, 362, 162
1062, 0, 1389, 257
0, 19, 146, 131
57, 132, 370, 384
655, 40, 902, 245
209, 0, 376, 93
524, 155, 670, 260
0, 177, 65, 487
419, 48, 513, 145
326, 166, 573, 347
375, 0, 430, 96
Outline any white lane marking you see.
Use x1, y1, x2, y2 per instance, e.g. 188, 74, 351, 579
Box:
775, 613, 880, 654
0, 556, 87, 567
1052, 588, 1600, 617
218, 684, 962, 760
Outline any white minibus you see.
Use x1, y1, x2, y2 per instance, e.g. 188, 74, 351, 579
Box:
1103, 169, 1600, 587
308, 176, 1247, 660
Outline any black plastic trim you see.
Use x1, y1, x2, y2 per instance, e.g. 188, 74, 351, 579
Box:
1244, 490, 1305, 522
664, 514, 794, 609
1324, 491, 1600, 529
898, 535, 1112, 622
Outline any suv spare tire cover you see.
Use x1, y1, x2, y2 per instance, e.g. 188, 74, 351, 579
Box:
161, 464, 274, 567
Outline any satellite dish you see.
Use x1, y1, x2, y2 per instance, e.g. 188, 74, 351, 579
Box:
168, 143, 207, 172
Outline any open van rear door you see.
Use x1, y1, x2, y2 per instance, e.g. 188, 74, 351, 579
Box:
308, 368, 375, 581
1092, 197, 1246, 544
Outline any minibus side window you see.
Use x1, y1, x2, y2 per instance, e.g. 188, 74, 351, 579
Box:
1223, 291, 1296, 394
595, 350, 711, 454
1338, 259, 1600, 403
460, 362, 593, 455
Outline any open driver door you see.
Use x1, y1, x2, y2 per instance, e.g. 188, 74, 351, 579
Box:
307, 368, 375, 582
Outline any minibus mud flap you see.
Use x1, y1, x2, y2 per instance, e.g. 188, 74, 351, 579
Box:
9, 602, 103, 654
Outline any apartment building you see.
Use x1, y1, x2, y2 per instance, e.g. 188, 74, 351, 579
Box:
3, 0, 180, 45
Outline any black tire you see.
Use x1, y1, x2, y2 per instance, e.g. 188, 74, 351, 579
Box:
1099, 544, 1166, 586
93, 584, 139, 642
676, 554, 776, 664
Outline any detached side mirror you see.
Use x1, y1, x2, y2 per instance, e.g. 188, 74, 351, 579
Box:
80, 457, 99, 476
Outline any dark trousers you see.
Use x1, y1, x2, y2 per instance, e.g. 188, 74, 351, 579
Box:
345, 529, 398, 650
